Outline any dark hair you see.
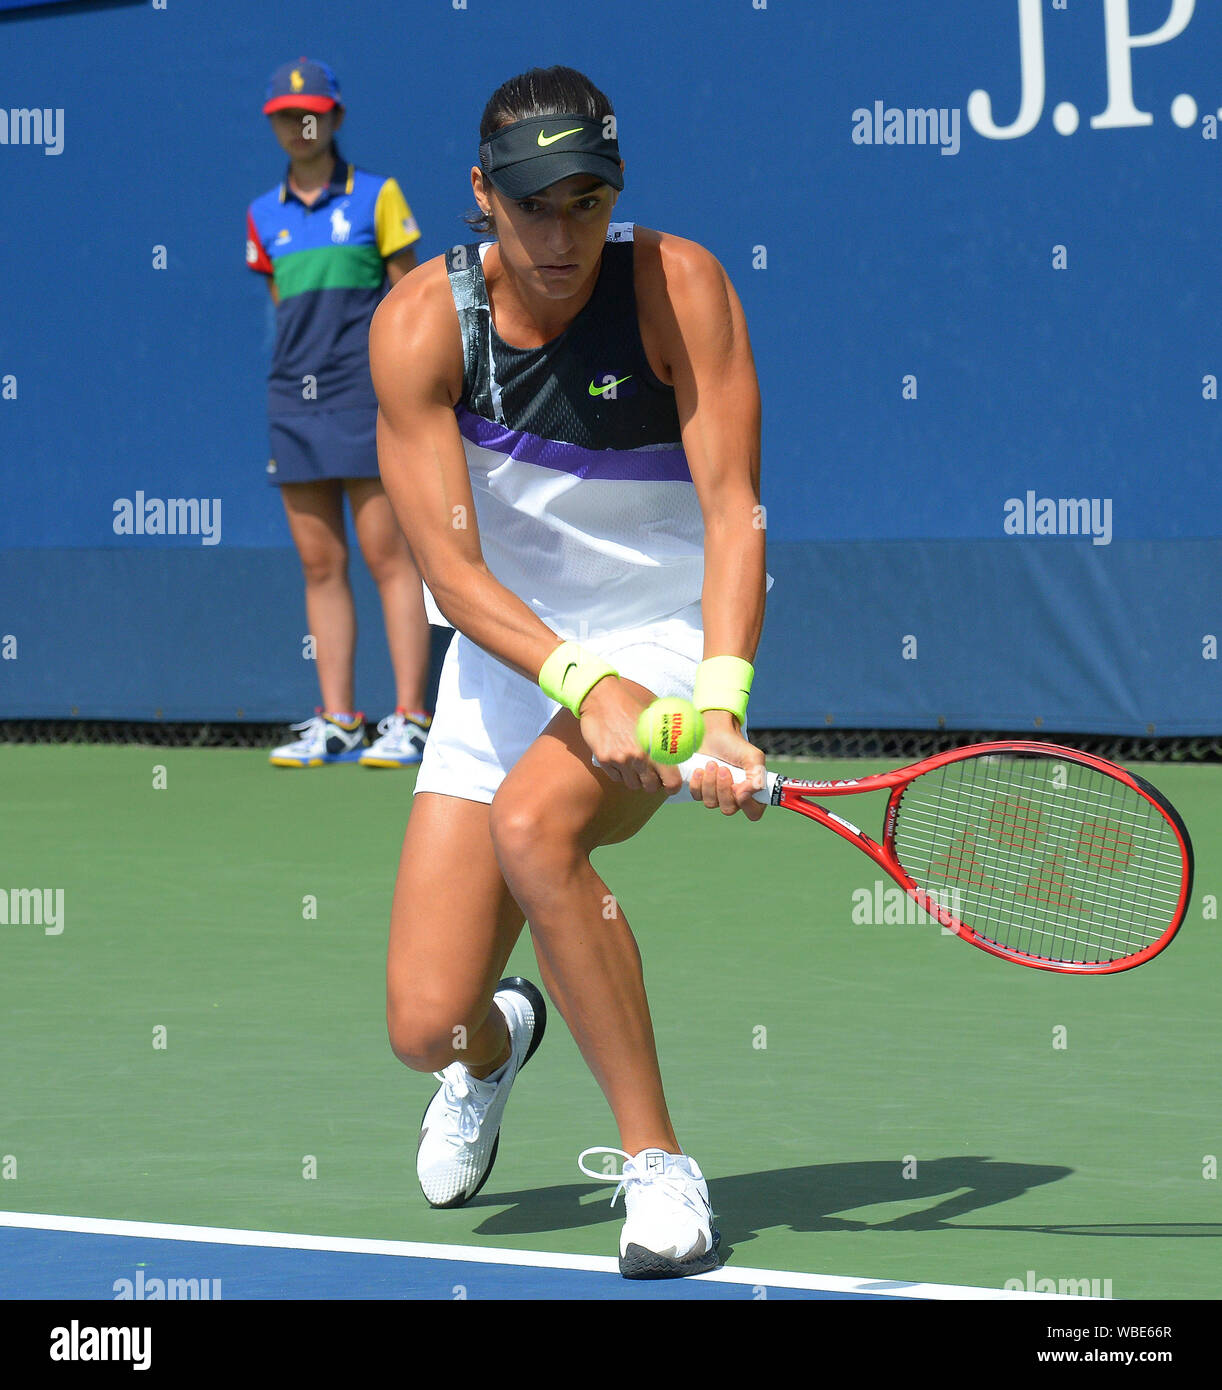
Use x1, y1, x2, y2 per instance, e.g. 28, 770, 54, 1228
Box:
465, 65, 615, 236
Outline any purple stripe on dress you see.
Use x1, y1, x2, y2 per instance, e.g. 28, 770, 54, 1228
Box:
456, 407, 693, 483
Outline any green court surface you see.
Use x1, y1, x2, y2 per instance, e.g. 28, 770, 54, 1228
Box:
1, 745, 1218, 1298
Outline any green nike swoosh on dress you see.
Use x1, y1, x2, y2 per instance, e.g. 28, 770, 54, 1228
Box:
588, 376, 633, 397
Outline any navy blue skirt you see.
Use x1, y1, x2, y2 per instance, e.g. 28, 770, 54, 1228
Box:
267, 407, 380, 486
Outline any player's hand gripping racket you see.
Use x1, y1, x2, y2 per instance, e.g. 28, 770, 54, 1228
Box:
675, 742, 1193, 974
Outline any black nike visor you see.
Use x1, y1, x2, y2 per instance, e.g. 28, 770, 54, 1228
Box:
479, 115, 623, 200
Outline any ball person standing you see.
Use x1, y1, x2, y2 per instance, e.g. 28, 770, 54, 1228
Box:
247, 58, 433, 768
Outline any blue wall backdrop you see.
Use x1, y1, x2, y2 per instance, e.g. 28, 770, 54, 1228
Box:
0, 0, 1218, 731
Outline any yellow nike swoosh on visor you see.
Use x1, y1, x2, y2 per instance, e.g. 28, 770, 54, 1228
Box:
537, 127, 584, 146
588, 376, 633, 396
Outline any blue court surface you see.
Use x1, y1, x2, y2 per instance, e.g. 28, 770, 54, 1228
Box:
0, 1212, 1083, 1301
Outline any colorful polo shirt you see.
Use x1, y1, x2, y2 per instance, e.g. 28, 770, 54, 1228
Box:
246, 149, 421, 414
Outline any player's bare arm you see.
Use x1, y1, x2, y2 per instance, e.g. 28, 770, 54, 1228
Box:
636, 229, 767, 817
370, 261, 558, 676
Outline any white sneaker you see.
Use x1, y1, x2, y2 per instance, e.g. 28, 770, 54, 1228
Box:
579, 1146, 720, 1278
360, 711, 431, 768
416, 977, 547, 1208
269, 711, 366, 767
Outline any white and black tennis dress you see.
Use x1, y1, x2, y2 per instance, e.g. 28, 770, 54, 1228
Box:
414, 222, 707, 803
439, 221, 705, 637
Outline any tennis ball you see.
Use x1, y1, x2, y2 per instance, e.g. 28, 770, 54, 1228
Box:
636, 697, 704, 765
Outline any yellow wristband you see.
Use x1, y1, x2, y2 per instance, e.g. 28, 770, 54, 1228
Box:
538, 642, 619, 717
693, 655, 754, 723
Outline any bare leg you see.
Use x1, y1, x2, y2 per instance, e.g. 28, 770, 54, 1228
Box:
386, 791, 526, 1078
488, 684, 680, 1157
280, 481, 356, 713
346, 478, 430, 715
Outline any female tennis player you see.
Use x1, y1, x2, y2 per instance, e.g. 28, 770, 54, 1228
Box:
246, 57, 433, 769
372, 65, 767, 1278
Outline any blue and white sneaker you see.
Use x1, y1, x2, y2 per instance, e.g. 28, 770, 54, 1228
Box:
416, 978, 547, 1208
359, 711, 431, 768
269, 711, 366, 767
578, 1147, 720, 1279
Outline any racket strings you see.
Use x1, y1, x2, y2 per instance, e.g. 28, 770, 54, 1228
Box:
896, 782, 1184, 895
890, 755, 1184, 964
897, 801, 1183, 904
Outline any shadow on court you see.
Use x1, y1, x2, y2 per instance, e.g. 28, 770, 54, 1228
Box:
468, 1156, 1074, 1249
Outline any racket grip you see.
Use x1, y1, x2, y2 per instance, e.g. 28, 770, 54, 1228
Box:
592, 753, 776, 804
672, 753, 776, 804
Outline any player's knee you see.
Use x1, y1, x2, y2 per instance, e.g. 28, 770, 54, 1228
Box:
488, 793, 569, 873
386, 1001, 466, 1072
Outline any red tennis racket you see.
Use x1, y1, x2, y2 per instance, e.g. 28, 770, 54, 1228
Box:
675, 741, 1193, 974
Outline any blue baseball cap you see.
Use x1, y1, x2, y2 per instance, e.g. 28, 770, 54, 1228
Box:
263, 58, 342, 115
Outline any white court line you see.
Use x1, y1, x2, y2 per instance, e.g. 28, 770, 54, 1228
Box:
0, 1210, 1093, 1299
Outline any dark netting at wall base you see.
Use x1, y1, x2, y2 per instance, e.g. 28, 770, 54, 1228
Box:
0, 721, 290, 750
0, 721, 1218, 762
751, 729, 1221, 764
